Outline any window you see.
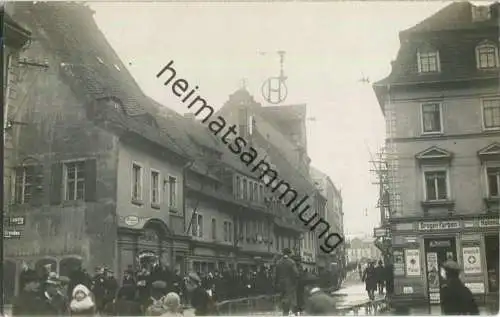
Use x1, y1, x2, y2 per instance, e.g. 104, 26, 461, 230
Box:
483, 99, 500, 129
249, 181, 254, 201
168, 176, 177, 208
476, 43, 499, 69
421, 103, 442, 133
424, 171, 448, 201
14, 166, 34, 204
259, 185, 264, 202
417, 50, 440, 73
132, 163, 143, 201
253, 183, 258, 202
192, 213, 203, 237
211, 218, 217, 240
65, 161, 86, 201
486, 167, 500, 198
151, 170, 160, 205
224, 221, 233, 242
242, 179, 248, 200
235, 176, 241, 198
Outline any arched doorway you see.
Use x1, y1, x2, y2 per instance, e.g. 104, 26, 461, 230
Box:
137, 220, 172, 270
3, 260, 17, 303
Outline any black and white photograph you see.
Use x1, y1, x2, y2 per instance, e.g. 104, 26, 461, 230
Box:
1, 0, 499, 315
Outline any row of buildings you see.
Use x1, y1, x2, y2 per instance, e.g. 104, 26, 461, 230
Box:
1, 2, 345, 299
373, 1, 499, 307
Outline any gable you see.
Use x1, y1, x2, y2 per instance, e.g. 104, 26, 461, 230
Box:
478, 142, 500, 156
415, 146, 453, 160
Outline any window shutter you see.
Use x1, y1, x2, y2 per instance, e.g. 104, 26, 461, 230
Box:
30, 165, 44, 207
85, 159, 97, 202
50, 163, 63, 205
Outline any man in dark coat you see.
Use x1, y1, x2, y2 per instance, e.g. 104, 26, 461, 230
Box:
185, 272, 216, 316
362, 261, 377, 300
275, 248, 299, 315
440, 260, 479, 315
91, 266, 107, 314
303, 284, 339, 315
12, 269, 56, 316
375, 260, 385, 295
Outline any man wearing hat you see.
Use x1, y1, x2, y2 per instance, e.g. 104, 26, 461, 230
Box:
185, 272, 216, 316
440, 260, 479, 315
275, 248, 299, 315
44, 272, 68, 315
12, 269, 55, 316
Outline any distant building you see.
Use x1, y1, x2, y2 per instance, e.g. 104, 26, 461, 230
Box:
373, 1, 499, 306
345, 237, 382, 264
310, 166, 345, 268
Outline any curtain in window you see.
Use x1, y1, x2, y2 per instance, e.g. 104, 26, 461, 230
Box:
422, 104, 441, 132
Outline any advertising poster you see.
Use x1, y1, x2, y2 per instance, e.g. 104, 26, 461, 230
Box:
462, 247, 481, 274
405, 249, 421, 276
393, 250, 405, 276
426, 252, 440, 304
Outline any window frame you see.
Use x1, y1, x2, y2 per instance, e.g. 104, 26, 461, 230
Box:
63, 160, 86, 202
481, 98, 500, 131
417, 50, 441, 73
14, 165, 34, 204
211, 218, 217, 240
422, 167, 450, 202
235, 175, 241, 198
192, 212, 203, 238
475, 42, 499, 70
168, 175, 178, 209
420, 102, 444, 135
150, 168, 161, 208
131, 161, 144, 203
485, 165, 500, 198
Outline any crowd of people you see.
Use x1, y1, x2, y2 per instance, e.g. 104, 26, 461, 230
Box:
358, 259, 394, 300
10, 250, 344, 316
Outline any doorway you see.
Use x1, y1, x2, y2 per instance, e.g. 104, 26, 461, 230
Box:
424, 237, 457, 304
485, 235, 499, 293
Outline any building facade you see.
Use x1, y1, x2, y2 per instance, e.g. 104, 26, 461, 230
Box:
373, 1, 500, 306
2, 2, 192, 300
345, 237, 382, 264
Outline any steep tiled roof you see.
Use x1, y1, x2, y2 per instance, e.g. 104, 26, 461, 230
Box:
11, 2, 190, 158
373, 1, 500, 102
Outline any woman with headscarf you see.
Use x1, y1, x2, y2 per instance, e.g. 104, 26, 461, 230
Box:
161, 292, 183, 317
69, 284, 96, 316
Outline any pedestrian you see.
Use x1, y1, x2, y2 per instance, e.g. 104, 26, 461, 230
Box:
185, 272, 216, 316
44, 272, 69, 315
12, 269, 55, 316
362, 260, 377, 300
375, 260, 385, 295
274, 248, 299, 316
161, 292, 183, 317
384, 259, 394, 300
440, 260, 479, 315
303, 284, 339, 316
108, 285, 142, 316
69, 284, 96, 316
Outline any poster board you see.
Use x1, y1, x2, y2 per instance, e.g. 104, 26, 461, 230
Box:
462, 246, 481, 274
405, 249, 421, 276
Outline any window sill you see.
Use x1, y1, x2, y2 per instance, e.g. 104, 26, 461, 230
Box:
421, 200, 455, 211
151, 203, 161, 210
421, 131, 444, 136
483, 127, 500, 132
131, 199, 143, 206
169, 207, 178, 213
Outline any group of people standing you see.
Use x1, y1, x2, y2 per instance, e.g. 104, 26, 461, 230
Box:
359, 260, 394, 300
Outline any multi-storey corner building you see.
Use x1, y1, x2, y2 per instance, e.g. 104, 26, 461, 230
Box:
2, 2, 192, 301
373, 1, 500, 306
310, 166, 345, 268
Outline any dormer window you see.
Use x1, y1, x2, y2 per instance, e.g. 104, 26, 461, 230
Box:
476, 42, 499, 69
472, 5, 491, 22
417, 48, 440, 73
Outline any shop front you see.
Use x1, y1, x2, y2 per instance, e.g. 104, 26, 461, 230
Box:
117, 218, 174, 281
390, 214, 499, 307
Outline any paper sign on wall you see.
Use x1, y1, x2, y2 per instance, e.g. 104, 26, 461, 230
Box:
465, 283, 485, 294
405, 249, 421, 276
462, 247, 481, 274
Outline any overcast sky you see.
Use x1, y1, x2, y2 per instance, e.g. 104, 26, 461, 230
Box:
91, 1, 450, 238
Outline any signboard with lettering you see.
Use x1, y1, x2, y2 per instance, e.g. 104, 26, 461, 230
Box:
5, 216, 26, 226
4, 229, 22, 239
462, 246, 481, 274
479, 218, 500, 228
465, 282, 485, 294
405, 249, 421, 276
418, 221, 460, 231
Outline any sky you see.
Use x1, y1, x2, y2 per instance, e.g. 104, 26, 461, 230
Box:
91, 1, 451, 238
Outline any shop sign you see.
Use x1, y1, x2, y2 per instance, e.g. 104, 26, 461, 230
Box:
462, 246, 481, 274
479, 218, 500, 228
418, 221, 460, 231
465, 282, 485, 294
124, 215, 140, 226
405, 249, 421, 276
4, 229, 22, 239
4, 216, 25, 226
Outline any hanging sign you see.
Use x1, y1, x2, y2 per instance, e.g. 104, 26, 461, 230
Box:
405, 249, 421, 276
462, 246, 481, 274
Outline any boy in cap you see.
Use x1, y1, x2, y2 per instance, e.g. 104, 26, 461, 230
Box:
440, 260, 479, 315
